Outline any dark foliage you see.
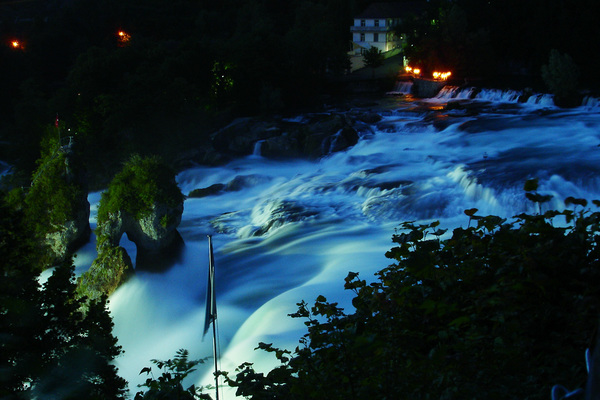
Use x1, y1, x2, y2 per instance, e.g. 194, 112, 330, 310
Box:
135, 349, 211, 400
96, 154, 183, 224
362, 46, 385, 78
397, 0, 598, 89
0, 196, 128, 399
1, 0, 355, 186
223, 187, 600, 399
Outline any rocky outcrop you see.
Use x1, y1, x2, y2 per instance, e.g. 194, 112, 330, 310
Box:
77, 156, 185, 299
27, 143, 91, 264
45, 206, 91, 263
76, 246, 133, 301
209, 113, 359, 161
96, 199, 184, 268
78, 199, 183, 301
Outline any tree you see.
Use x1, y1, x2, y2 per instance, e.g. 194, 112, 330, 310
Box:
0, 199, 45, 396
362, 46, 384, 78
542, 49, 581, 107
1, 195, 128, 399
32, 263, 128, 399
224, 185, 600, 399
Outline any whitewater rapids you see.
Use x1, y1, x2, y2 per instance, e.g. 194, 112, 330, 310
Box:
72, 89, 600, 398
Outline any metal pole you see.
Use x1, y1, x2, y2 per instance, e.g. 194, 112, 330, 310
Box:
212, 314, 219, 400
207, 235, 219, 400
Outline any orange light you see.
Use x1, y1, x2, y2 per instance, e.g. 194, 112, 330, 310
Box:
117, 30, 131, 46
433, 71, 452, 80
405, 65, 422, 76
11, 40, 19, 48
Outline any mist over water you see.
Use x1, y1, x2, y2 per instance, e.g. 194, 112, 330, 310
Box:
74, 91, 600, 397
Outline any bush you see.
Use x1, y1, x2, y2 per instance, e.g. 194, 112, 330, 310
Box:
224, 190, 600, 399
135, 349, 211, 400
97, 154, 183, 224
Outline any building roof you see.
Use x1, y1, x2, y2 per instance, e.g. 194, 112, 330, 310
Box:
356, 1, 426, 19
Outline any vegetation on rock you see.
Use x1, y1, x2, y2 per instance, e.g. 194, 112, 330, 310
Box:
97, 155, 183, 225
223, 183, 600, 400
6, 130, 90, 267
77, 246, 133, 302
79, 154, 183, 300
27, 138, 83, 227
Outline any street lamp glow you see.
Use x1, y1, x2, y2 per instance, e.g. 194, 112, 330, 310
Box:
117, 30, 131, 46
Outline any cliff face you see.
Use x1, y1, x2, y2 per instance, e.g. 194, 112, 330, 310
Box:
45, 203, 91, 263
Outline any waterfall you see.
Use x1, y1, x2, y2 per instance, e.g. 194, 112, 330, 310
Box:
582, 95, 600, 109
428, 85, 560, 107
59, 94, 600, 398
525, 93, 555, 106
434, 86, 475, 100
388, 80, 413, 94
475, 88, 521, 102
252, 140, 265, 156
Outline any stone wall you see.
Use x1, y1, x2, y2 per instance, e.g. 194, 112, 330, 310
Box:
412, 78, 446, 98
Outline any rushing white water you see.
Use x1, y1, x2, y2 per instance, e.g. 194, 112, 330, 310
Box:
388, 82, 600, 109
72, 93, 600, 398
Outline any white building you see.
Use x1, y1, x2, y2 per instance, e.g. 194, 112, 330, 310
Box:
350, 2, 425, 56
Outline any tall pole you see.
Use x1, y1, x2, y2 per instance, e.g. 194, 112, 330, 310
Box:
212, 312, 219, 400
207, 235, 219, 400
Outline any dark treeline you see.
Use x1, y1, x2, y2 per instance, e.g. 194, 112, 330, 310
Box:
2, 1, 600, 398
0, 0, 360, 187
401, 0, 600, 89
2, 0, 599, 185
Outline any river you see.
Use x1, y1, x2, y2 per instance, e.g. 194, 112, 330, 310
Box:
73, 86, 600, 398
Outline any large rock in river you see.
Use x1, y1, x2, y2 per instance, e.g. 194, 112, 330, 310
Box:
25, 141, 90, 264
210, 113, 358, 160
95, 155, 185, 269
77, 245, 133, 301
96, 202, 184, 261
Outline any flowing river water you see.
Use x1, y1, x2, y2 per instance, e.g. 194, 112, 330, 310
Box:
71, 86, 600, 397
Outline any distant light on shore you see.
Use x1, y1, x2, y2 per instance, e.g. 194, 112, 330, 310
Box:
10, 39, 24, 50
433, 71, 452, 80
117, 30, 131, 46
